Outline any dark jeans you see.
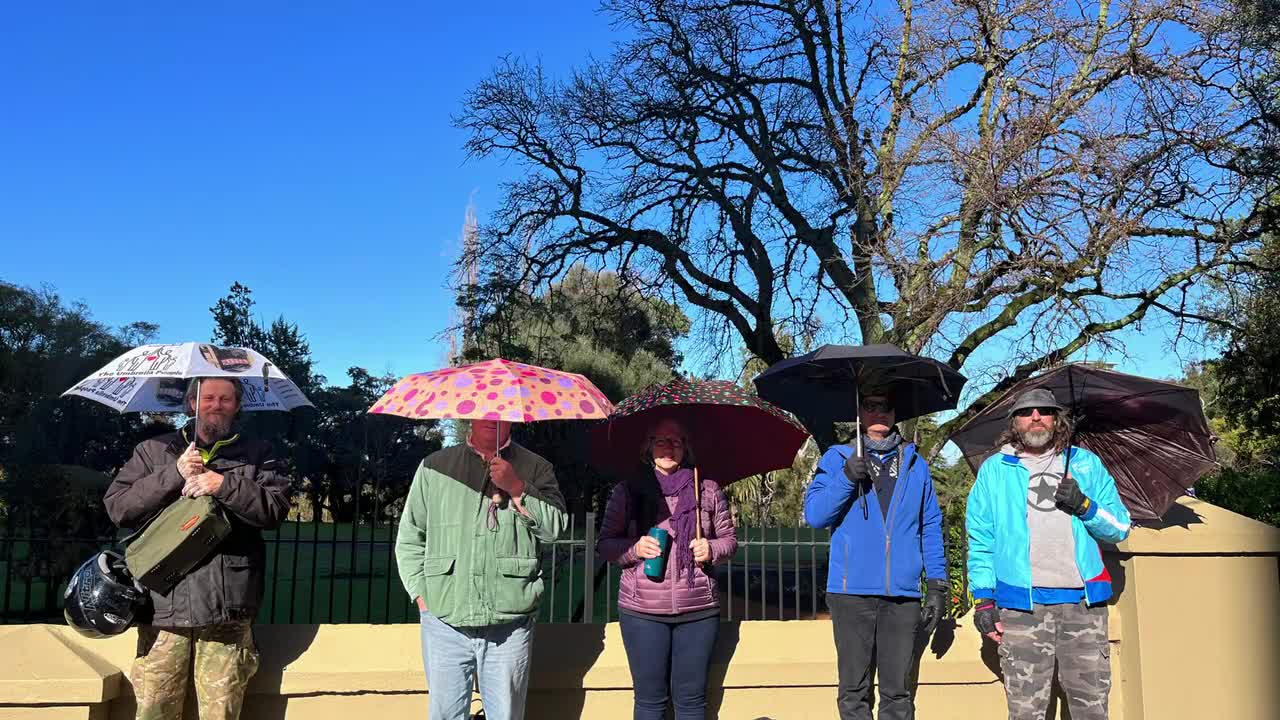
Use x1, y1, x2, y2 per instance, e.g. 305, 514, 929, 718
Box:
618, 612, 720, 720
827, 593, 922, 720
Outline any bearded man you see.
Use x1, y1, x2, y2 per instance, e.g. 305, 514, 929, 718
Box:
965, 388, 1131, 720
105, 377, 290, 720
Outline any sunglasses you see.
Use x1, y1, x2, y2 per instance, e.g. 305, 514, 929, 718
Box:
1013, 407, 1059, 418
649, 435, 685, 448
859, 399, 893, 413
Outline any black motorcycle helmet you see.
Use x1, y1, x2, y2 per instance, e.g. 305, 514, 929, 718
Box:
63, 550, 149, 639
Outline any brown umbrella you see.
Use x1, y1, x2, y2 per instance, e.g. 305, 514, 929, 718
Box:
948, 364, 1218, 521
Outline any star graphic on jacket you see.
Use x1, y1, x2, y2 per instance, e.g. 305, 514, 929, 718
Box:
1028, 473, 1060, 512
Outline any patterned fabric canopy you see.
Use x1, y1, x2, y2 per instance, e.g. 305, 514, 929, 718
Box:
368, 358, 614, 422
591, 377, 810, 484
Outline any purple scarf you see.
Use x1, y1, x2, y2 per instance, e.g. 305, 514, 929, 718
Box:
657, 467, 698, 586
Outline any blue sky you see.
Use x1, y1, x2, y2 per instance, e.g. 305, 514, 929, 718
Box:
2, 2, 1217, 395
1, 2, 618, 383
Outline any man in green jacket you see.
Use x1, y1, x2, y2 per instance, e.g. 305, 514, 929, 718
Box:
395, 419, 567, 720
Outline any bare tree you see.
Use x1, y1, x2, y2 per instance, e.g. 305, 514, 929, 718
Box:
457, 0, 1277, 451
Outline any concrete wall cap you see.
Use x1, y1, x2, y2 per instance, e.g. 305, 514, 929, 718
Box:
1113, 497, 1280, 556
0, 626, 122, 704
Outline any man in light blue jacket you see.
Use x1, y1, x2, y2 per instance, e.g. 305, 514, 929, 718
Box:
966, 388, 1131, 720
806, 387, 948, 720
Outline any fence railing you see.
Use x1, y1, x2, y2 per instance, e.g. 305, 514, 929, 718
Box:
0, 515, 831, 625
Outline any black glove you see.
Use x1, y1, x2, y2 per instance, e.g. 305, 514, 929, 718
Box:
843, 455, 869, 486
1054, 474, 1092, 517
974, 601, 1000, 637
920, 579, 948, 638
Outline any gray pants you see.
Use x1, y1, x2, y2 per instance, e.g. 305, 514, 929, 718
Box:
998, 602, 1110, 720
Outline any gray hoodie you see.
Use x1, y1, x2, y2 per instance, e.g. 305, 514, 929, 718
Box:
1001, 444, 1083, 590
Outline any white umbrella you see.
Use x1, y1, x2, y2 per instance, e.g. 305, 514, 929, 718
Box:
62, 342, 314, 414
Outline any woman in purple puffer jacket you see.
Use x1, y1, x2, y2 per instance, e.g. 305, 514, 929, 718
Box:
597, 417, 739, 720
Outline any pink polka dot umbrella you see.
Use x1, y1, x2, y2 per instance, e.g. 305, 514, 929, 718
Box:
366, 358, 614, 423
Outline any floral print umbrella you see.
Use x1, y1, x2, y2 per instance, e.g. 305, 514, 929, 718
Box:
591, 377, 810, 484
368, 358, 614, 422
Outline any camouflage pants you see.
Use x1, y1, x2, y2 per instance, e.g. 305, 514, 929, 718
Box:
998, 602, 1110, 720
130, 622, 260, 720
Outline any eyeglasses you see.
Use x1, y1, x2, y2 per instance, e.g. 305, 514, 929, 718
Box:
859, 399, 893, 413
1013, 407, 1059, 418
649, 436, 685, 448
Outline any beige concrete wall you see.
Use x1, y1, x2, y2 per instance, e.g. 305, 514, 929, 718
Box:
3, 619, 1091, 720
1, 498, 1274, 720
1107, 498, 1280, 720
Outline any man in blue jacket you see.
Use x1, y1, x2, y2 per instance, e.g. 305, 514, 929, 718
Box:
966, 388, 1131, 720
805, 387, 948, 720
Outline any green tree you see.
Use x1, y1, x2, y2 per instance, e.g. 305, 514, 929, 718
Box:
1187, 221, 1279, 526
1196, 467, 1280, 527
929, 453, 978, 616
1208, 235, 1280, 466
0, 281, 167, 584
206, 283, 441, 523
211, 282, 324, 395
724, 441, 819, 528
722, 344, 815, 527
297, 367, 440, 523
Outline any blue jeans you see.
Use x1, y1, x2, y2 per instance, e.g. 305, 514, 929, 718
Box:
419, 611, 535, 720
618, 613, 720, 720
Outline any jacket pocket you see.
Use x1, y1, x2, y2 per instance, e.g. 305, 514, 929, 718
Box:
421, 557, 457, 617
496, 557, 539, 577
424, 556, 456, 575
895, 551, 924, 596
491, 557, 542, 615
221, 555, 262, 619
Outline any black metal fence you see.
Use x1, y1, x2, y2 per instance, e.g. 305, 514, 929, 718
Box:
1, 516, 831, 625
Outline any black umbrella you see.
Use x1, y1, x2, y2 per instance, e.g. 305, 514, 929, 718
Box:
753, 344, 967, 454
947, 364, 1218, 521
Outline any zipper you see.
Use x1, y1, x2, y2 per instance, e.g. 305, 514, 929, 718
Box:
1070, 450, 1093, 606
671, 551, 678, 614
669, 495, 678, 614
1024, 459, 1034, 609
883, 447, 903, 595
1066, 448, 1091, 606
843, 536, 850, 592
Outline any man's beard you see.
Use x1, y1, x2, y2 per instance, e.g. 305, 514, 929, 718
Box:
1017, 425, 1054, 451
198, 412, 234, 440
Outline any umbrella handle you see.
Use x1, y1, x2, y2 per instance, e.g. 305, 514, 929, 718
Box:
693, 466, 703, 541
1065, 366, 1081, 477
855, 383, 863, 458
193, 377, 201, 444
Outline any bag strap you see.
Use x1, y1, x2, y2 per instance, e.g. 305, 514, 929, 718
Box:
119, 505, 167, 548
